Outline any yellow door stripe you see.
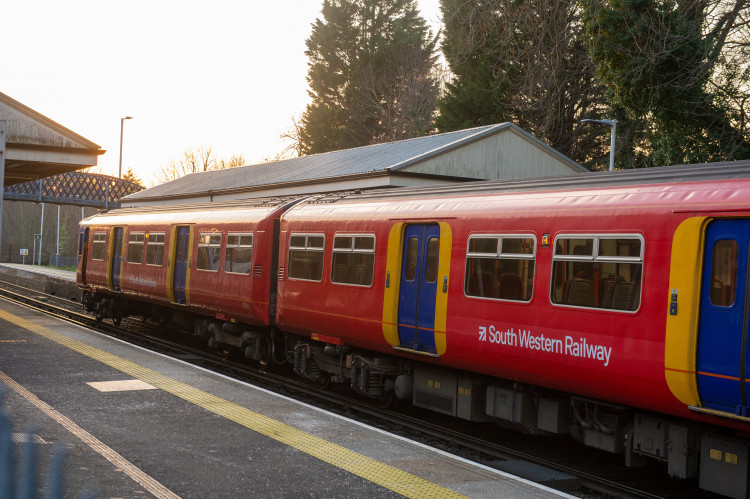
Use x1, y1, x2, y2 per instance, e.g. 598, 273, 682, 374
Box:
665, 216, 709, 406
0, 308, 466, 499
0, 368, 180, 499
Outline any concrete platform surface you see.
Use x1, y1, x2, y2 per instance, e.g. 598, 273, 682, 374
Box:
0, 297, 571, 498
0, 263, 80, 301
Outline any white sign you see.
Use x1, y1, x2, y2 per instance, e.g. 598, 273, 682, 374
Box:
19, 249, 28, 256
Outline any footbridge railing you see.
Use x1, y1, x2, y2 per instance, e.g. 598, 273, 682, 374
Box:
4, 172, 144, 209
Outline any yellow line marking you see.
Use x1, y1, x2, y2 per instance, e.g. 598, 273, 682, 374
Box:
0, 308, 466, 499
0, 368, 180, 499
0, 339, 26, 343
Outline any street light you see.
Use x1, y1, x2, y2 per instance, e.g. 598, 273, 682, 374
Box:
119, 116, 133, 178
581, 118, 617, 171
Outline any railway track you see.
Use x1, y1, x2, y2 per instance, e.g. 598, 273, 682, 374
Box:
0, 281, 703, 499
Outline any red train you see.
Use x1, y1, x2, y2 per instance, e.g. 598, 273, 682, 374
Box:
77, 162, 750, 498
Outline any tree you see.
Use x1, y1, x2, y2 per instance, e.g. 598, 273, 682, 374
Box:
157, 147, 246, 184
436, 0, 609, 166
581, 0, 750, 166
299, 0, 440, 154
121, 167, 144, 186
216, 154, 247, 170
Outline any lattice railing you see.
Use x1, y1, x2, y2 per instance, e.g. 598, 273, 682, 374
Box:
3, 172, 144, 209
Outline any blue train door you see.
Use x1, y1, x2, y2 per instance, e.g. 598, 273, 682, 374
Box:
111, 227, 124, 292
78, 228, 89, 285
172, 226, 190, 305
397, 224, 440, 354
697, 219, 750, 415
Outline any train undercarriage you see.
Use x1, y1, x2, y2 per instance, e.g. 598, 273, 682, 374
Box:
83, 289, 750, 498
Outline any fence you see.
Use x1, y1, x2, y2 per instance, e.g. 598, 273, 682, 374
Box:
0, 245, 77, 269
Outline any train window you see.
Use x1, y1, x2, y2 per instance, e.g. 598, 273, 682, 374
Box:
145, 232, 166, 266
465, 234, 536, 301
197, 233, 222, 272
555, 237, 593, 257
551, 235, 643, 312
404, 238, 419, 281
288, 233, 325, 282
226, 233, 253, 274
710, 240, 738, 307
425, 238, 439, 283
92, 232, 107, 261
331, 234, 375, 286
127, 232, 145, 264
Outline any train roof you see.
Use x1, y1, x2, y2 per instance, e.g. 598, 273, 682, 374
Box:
309, 160, 750, 205
85, 161, 750, 226
81, 195, 304, 226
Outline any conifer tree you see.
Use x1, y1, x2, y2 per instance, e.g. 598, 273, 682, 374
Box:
299, 0, 439, 155
436, 0, 607, 165
581, 0, 750, 165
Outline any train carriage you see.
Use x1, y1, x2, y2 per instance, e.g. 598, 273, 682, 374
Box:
77, 162, 750, 498
77, 198, 296, 332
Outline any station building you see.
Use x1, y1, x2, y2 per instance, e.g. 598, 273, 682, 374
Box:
121, 122, 587, 207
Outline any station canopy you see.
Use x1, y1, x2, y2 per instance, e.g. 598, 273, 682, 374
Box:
0, 91, 104, 186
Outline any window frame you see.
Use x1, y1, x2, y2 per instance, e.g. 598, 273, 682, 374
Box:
91, 231, 107, 261
463, 233, 537, 302
330, 233, 376, 287
550, 233, 644, 313
126, 231, 145, 264
145, 232, 166, 267
225, 232, 254, 275
287, 233, 325, 282
196, 232, 223, 272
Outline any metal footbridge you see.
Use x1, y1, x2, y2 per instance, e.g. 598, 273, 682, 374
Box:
3, 171, 143, 209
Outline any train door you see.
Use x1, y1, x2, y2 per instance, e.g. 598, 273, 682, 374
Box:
697, 218, 750, 415
397, 224, 440, 354
172, 226, 190, 305
111, 227, 124, 292
78, 227, 89, 285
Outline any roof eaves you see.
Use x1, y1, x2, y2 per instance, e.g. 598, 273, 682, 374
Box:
0, 91, 102, 150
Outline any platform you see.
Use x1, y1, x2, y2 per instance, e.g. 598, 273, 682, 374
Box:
0, 296, 571, 498
0, 263, 80, 301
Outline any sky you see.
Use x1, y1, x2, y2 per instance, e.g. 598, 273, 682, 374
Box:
3, 0, 443, 187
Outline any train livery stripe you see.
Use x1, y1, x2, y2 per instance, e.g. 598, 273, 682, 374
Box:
665, 216, 709, 406
697, 371, 750, 382
382, 222, 405, 347
434, 222, 452, 356
0, 309, 466, 499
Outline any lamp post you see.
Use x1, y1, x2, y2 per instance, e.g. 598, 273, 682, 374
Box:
581, 118, 617, 171
119, 116, 133, 178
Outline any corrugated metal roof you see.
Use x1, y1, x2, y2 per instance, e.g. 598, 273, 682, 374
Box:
124, 123, 585, 201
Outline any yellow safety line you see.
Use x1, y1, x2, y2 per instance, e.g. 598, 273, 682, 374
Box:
0, 368, 180, 499
0, 309, 466, 499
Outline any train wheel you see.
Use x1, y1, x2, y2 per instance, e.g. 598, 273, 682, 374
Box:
257, 335, 272, 371
376, 391, 396, 409
316, 375, 332, 390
